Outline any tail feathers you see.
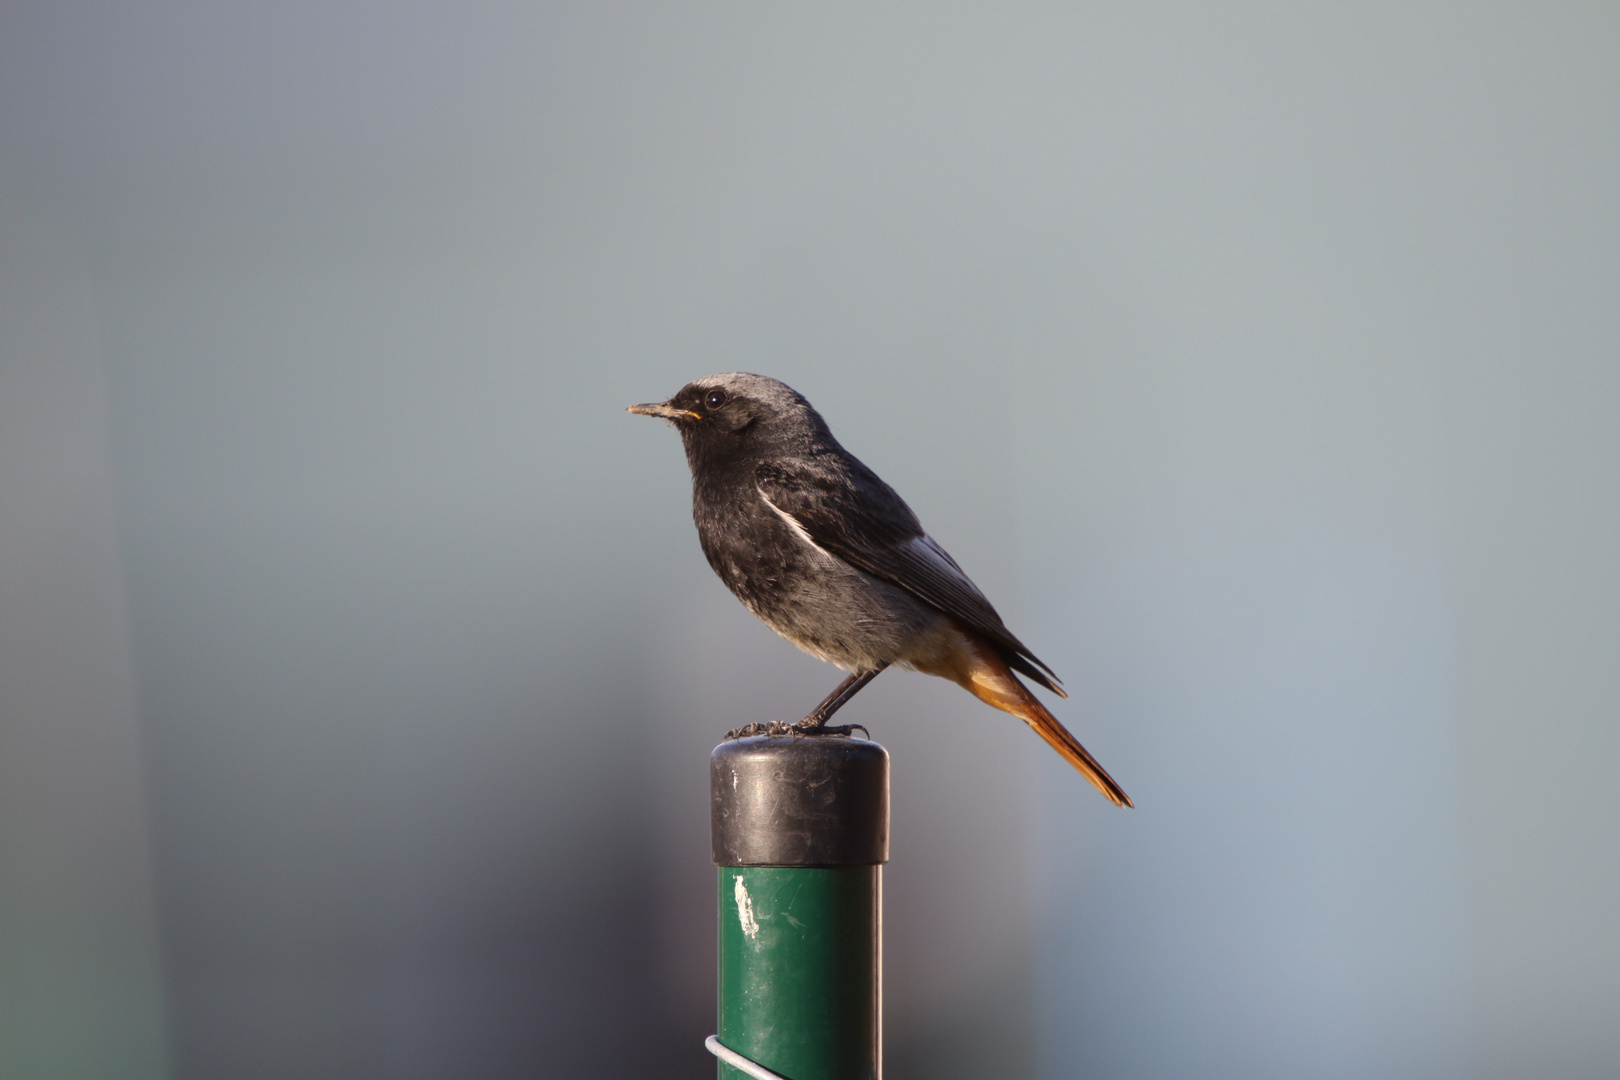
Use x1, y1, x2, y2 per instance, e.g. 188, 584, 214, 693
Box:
1015, 690, 1133, 808
1008, 653, 1068, 699
919, 628, 1132, 808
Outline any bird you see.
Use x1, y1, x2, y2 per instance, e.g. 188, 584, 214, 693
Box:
628, 372, 1132, 808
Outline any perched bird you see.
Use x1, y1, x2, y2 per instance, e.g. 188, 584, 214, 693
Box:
628, 373, 1131, 807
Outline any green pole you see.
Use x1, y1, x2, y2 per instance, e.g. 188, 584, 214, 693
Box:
710, 735, 889, 1080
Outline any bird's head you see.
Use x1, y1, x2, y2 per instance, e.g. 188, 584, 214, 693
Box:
628, 372, 832, 468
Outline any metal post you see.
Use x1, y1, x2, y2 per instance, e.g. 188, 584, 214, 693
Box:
710, 735, 889, 1080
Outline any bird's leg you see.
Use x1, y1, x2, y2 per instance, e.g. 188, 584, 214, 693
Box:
725, 665, 888, 740
792, 664, 888, 737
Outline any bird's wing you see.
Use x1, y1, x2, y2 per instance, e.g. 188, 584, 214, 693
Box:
755, 458, 1063, 692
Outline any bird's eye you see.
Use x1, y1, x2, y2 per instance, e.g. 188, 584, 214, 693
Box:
705, 389, 728, 409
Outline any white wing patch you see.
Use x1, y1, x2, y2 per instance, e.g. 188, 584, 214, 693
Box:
757, 485, 835, 557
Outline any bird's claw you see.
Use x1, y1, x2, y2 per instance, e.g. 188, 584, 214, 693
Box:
724, 721, 795, 739
724, 720, 869, 740
802, 722, 869, 739
790, 717, 869, 739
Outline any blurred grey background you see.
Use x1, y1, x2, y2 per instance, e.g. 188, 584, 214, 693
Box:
2, 4, 1615, 1078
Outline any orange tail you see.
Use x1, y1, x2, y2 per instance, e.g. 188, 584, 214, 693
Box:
1009, 686, 1133, 808
911, 626, 1134, 808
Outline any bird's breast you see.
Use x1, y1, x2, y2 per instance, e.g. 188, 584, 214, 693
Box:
694, 490, 825, 610
690, 487, 939, 670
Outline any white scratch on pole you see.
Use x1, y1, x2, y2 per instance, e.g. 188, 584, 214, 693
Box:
734, 877, 760, 941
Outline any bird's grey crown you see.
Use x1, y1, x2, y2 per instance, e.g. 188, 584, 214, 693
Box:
689, 373, 819, 425
671, 372, 837, 460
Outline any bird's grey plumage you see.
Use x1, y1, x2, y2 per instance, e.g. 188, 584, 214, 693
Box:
753, 459, 1062, 692
645, 372, 1059, 687
627, 371, 1131, 807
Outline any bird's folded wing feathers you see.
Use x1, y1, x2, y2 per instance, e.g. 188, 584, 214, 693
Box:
755, 459, 1062, 690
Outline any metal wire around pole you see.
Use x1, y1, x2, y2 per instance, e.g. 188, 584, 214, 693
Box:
705, 1035, 793, 1080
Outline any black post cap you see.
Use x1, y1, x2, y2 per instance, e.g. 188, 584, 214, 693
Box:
711, 736, 890, 867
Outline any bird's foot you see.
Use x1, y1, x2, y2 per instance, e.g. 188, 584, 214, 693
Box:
724, 720, 869, 740
724, 721, 795, 739
790, 718, 869, 739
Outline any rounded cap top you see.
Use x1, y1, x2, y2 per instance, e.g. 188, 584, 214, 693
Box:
710, 736, 890, 867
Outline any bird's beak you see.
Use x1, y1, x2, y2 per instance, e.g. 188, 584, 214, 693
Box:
627, 401, 701, 421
